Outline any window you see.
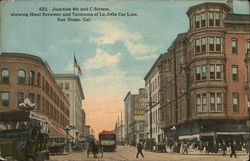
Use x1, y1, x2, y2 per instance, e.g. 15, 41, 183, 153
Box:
201, 38, 206, 52
29, 71, 35, 85
210, 65, 215, 79
232, 39, 237, 54
216, 65, 221, 79
1, 69, 9, 84
65, 83, 69, 89
59, 83, 63, 89
37, 73, 41, 87
1, 92, 9, 106
232, 92, 239, 112
28, 93, 35, 104
247, 40, 250, 52
215, 12, 220, 26
37, 95, 41, 110
232, 65, 238, 81
195, 66, 201, 81
217, 93, 222, 111
195, 14, 200, 28
216, 37, 221, 51
201, 13, 206, 27
209, 37, 214, 51
202, 94, 207, 111
18, 69, 26, 84
196, 95, 202, 112
209, 12, 214, 26
210, 93, 215, 111
17, 92, 24, 105
202, 65, 206, 80
195, 39, 200, 53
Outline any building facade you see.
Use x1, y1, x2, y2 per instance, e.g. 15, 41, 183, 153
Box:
159, 2, 250, 144
144, 54, 164, 144
124, 88, 147, 145
0, 53, 70, 136
54, 74, 85, 141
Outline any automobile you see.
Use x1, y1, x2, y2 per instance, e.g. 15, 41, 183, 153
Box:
155, 143, 167, 152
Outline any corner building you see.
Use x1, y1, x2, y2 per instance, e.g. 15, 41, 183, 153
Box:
0, 53, 70, 136
159, 2, 250, 143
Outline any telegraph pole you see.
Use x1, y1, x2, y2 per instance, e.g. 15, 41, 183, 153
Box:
149, 93, 153, 139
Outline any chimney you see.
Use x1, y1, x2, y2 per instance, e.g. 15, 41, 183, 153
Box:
227, 0, 233, 14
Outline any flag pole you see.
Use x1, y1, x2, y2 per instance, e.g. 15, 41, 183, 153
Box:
74, 52, 75, 75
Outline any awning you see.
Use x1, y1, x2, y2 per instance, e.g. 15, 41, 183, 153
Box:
50, 124, 74, 139
179, 134, 200, 140
50, 124, 67, 138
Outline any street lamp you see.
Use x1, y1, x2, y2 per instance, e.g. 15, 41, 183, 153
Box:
19, 98, 35, 111
64, 125, 71, 152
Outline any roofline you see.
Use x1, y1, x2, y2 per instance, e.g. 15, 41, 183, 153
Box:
186, 2, 231, 16
124, 91, 131, 101
54, 73, 85, 100
144, 54, 163, 81
0, 52, 70, 105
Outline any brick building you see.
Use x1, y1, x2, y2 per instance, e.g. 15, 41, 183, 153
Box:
124, 88, 147, 145
0, 53, 70, 137
144, 54, 164, 144
159, 2, 250, 144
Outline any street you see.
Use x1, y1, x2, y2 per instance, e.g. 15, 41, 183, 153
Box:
50, 146, 248, 161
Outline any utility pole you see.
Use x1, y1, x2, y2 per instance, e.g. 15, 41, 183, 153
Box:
149, 93, 153, 139
121, 112, 123, 143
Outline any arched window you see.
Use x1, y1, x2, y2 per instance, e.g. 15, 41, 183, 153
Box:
18, 69, 26, 84
1, 69, 9, 84
29, 71, 35, 85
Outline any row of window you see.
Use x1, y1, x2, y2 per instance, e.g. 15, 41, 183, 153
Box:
58, 82, 70, 90
195, 92, 239, 113
195, 64, 222, 81
0, 92, 69, 126
195, 38, 250, 55
194, 12, 220, 29
195, 37, 221, 53
149, 75, 160, 93
1, 69, 36, 85
0, 68, 68, 110
195, 64, 238, 81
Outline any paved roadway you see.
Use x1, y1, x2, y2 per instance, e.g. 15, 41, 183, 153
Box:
50, 146, 248, 161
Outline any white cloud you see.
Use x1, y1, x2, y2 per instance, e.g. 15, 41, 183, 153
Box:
89, 21, 158, 60
90, 21, 141, 45
124, 41, 158, 56
134, 54, 159, 60
83, 48, 121, 71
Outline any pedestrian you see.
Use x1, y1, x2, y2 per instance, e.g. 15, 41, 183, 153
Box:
221, 141, 227, 157
180, 142, 184, 154
230, 141, 237, 158
183, 142, 188, 155
205, 141, 209, 155
136, 142, 144, 158
90, 140, 99, 158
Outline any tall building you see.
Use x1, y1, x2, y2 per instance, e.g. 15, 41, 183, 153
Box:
124, 88, 147, 145
0, 53, 70, 137
159, 2, 250, 143
54, 74, 85, 141
144, 54, 164, 144
82, 108, 86, 133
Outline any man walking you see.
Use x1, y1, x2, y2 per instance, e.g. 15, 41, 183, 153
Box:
230, 141, 237, 158
136, 142, 144, 158
221, 140, 227, 157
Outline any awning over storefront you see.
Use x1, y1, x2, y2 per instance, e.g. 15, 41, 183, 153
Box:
50, 124, 74, 139
50, 124, 67, 138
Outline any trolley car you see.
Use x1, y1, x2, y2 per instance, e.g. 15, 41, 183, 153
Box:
98, 131, 116, 152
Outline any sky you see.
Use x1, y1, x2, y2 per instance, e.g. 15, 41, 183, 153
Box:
1, 0, 249, 137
